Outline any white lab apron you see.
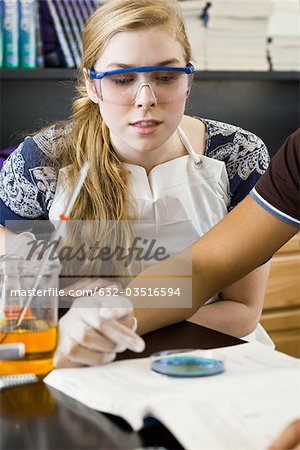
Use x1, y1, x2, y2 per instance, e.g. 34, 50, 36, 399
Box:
122, 127, 230, 256
50, 127, 230, 253
49, 127, 273, 347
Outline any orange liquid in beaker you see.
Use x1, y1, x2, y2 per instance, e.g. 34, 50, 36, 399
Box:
0, 319, 57, 376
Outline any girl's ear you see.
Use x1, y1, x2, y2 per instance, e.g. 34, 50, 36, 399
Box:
83, 68, 99, 104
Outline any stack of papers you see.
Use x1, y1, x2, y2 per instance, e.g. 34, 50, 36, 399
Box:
205, 0, 273, 70
179, 1, 206, 70
45, 343, 300, 450
268, 0, 300, 71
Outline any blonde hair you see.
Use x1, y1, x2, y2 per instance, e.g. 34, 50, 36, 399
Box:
55, 0, 192, 279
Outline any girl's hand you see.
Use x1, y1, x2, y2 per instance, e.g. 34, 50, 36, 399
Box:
54, 296, 144, 368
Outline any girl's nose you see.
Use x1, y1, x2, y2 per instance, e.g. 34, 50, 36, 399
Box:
134, 82, 157, 109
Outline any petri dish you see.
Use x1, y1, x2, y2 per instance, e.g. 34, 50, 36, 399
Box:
150, 349, 224, 378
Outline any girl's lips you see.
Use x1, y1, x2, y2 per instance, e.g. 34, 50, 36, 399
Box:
130, 120, 162, 135
130, 120, 162, 126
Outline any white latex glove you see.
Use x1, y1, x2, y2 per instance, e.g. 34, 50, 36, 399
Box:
54, 296, 144, 368
5, 231, 43, 261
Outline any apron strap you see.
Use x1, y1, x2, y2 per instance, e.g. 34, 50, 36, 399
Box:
177, 127, 202, 166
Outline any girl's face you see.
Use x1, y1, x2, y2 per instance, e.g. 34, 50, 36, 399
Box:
85, 26, 189, 163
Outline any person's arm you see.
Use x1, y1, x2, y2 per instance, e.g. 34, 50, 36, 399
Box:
188, 262, 270, 337
0, 137, 56, 253
131, 195, 297, 335
184, 124, 271, 337
269, 419, 300, 450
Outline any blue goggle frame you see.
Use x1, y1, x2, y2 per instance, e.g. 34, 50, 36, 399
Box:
87, 63, 195, 80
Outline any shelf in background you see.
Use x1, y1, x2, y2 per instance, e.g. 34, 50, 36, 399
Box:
0, 68, 299, 81
0, 68, 77, 80
194, 71, 300, 81
1, 66, 298, 156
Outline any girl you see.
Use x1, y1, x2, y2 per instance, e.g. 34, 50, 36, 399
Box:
0, 0, 270, 367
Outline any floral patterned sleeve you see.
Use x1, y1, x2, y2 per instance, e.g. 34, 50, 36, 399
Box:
0, 136, 59, 229
202, 119, 270, 210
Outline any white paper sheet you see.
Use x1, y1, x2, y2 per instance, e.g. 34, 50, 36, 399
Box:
44, 343, 300, 447
151, 385, 300, 450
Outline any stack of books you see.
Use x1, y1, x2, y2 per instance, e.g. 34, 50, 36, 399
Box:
179, 0, 206, 70
44, 0, 100, 69
1, 0, 41, 69
204, 0, 274, 71
0, 0, 101, 69
268, 0, 300, 71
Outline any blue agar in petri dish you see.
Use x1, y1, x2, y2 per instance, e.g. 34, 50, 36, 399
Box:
151, 354, 224, 377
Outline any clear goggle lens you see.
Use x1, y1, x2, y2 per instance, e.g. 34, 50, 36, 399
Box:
93, 70, 192, 105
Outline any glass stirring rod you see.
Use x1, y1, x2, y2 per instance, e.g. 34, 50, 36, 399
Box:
14, 161, 90, 329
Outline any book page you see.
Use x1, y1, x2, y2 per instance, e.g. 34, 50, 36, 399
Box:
150, 383, 300, 450
44, 343, 300, 438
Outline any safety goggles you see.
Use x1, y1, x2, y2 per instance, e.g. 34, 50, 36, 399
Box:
87, 64, 195, 105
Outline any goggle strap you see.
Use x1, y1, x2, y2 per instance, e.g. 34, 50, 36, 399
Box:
87, 64, 195, 80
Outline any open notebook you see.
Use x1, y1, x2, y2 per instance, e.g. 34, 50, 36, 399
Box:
45, 343, 300, 450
